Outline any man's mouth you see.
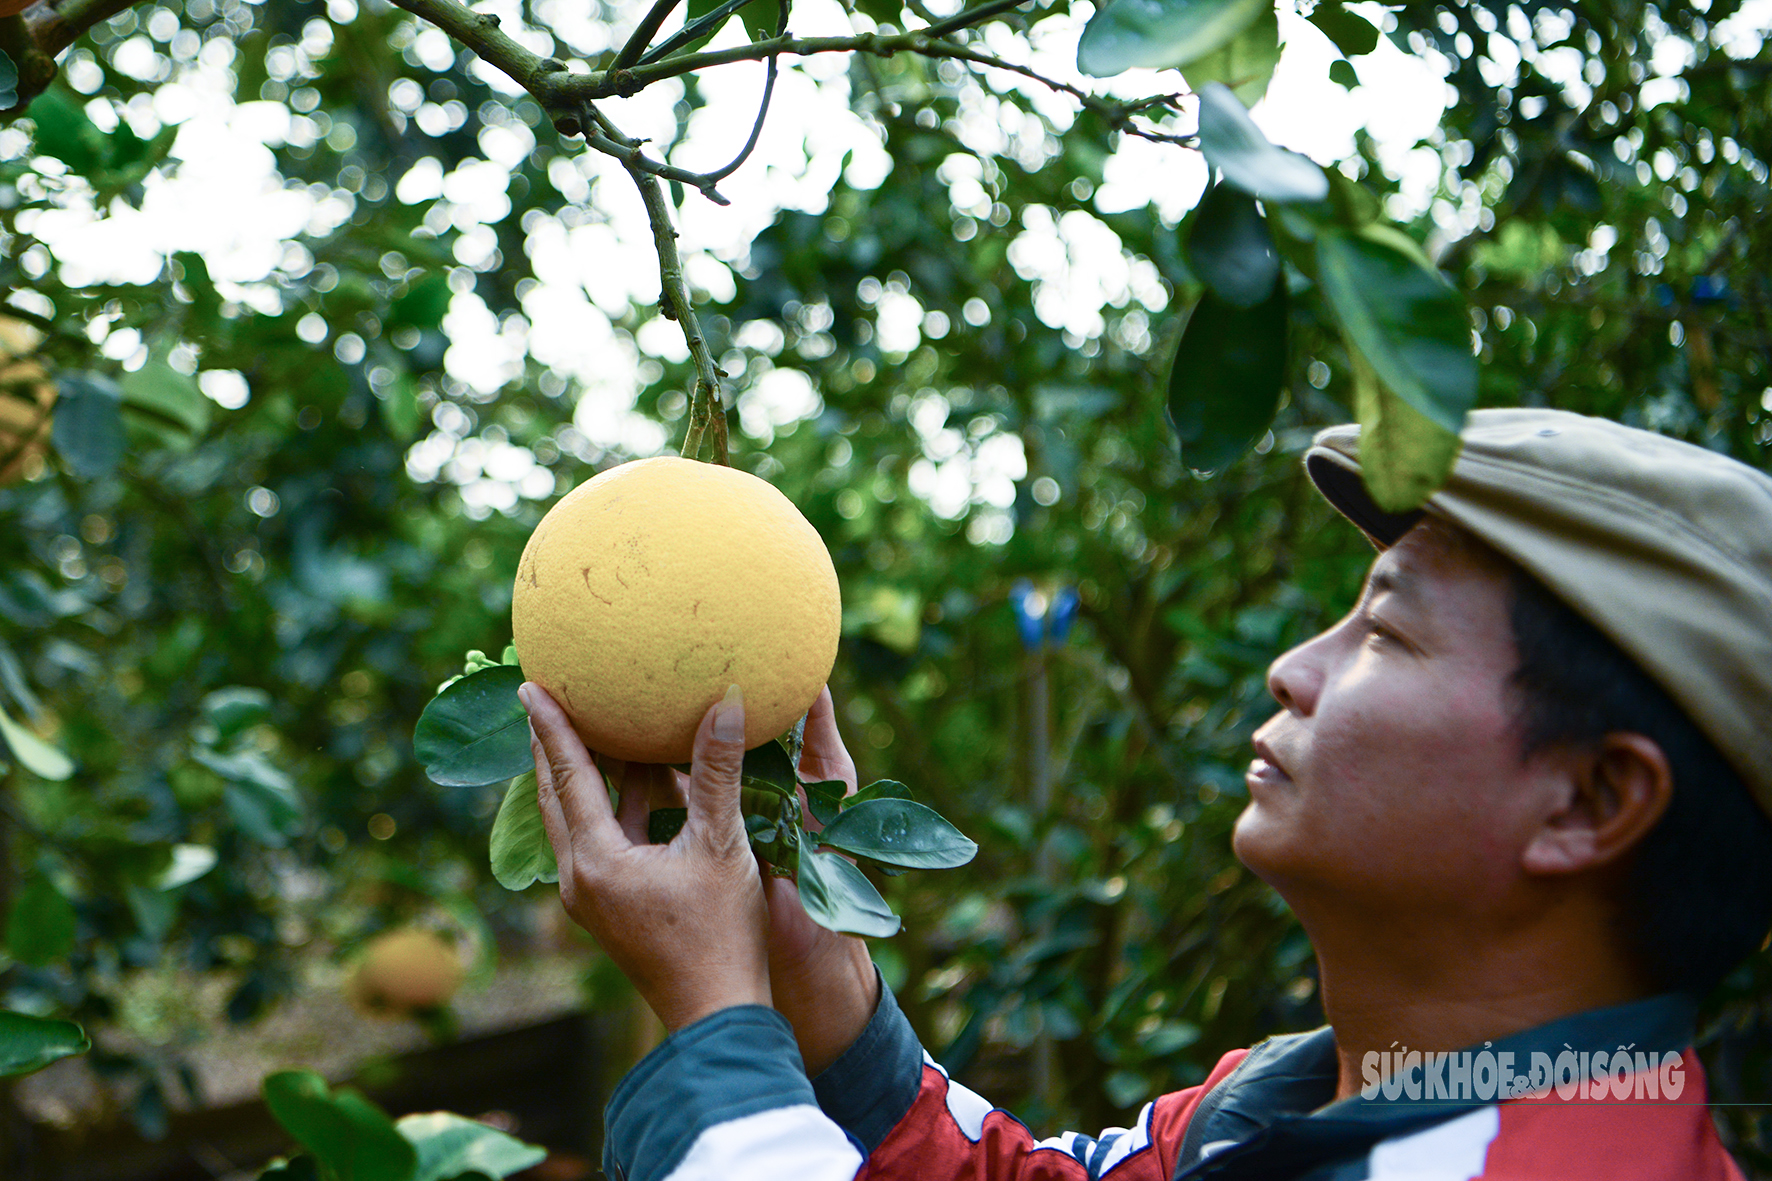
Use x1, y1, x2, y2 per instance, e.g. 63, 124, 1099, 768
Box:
1248, 736, 1293, 789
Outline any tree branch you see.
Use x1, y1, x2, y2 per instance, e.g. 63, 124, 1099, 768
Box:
597, 107, 729, 465
612, 0, 684, 72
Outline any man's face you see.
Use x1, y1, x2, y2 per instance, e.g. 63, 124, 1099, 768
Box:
1233, 520, 1562, 917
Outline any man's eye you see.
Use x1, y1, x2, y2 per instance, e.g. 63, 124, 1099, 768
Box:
1364, 620, 1400, 645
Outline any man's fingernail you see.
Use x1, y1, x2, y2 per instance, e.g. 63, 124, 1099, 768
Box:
518, 683, 535, 713
715, 683, 744, 741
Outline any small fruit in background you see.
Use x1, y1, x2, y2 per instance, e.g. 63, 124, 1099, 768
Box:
345, 927, 466, 1018
0, 316, 56, 486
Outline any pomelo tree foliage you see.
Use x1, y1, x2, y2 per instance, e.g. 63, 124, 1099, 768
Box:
0, 0, 1769, 1167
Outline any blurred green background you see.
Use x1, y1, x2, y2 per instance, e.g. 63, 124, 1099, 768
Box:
1, 0, 1770, 1175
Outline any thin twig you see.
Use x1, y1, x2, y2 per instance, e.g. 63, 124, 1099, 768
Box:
613, 0, 685, 72
599, 107, 729, 465
638, 0, 755, 66
702, 0, 790, 185
921, 0, 1029, 40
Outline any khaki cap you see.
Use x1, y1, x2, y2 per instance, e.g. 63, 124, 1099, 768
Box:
1305, 408, 1772, 816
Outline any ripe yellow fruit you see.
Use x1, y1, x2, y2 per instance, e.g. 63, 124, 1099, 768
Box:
0, 316, 55, 487
345, 927, 465, 1016
512, 456, 840, 764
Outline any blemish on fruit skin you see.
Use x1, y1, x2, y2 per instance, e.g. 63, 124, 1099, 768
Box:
580, 567, 612, 606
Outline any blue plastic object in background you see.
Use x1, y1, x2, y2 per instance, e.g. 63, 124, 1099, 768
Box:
1009, 580, 1080, 650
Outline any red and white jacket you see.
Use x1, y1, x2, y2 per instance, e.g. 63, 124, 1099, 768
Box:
601, 988, 1744, 1181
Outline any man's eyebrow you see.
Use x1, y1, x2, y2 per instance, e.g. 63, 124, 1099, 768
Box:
1366, 565, 1418, 600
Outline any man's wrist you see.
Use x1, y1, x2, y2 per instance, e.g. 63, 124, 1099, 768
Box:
779, 940, 879, 1076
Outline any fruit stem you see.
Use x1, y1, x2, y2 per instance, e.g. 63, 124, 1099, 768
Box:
604, 113, 730, 466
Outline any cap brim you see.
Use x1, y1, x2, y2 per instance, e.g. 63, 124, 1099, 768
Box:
1304, 450, 1427, 548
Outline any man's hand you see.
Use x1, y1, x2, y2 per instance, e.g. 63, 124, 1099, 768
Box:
763, 687, 881, 1076
523, 681, 772, 1033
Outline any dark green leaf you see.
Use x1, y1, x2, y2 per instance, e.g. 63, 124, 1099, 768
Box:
1187, 183, 1279, 308
805, 779, 847, 828
120, 360, 210, 439
0, 702, 74, 780
413, 665, 531, 788
1166, 280, 1288, 472
1179, 7, 1281, 105
0, 1012, 89, 1078
202, 686, 273, 740
1329, 58, 1359, 88
388, 275, 452, 332
648, 807, 687, 844
257, 1157, 321, 1181
740, 737, 798, 795
380, 372, 422, 439
396, 1111, 548, 1181
1315, 226, 1477, 434
1310, 3, 1378, 57
1077, 0, 1270, 77
1347, 344, 1462, 512
818, 799, 977, 869
845, 779, 915, 808
6, 877, 77, 966
52, 373, 125, 479
262, 1070, 418, 1181
26, 89, 108, 175
1196, 83, 1329, 203
490, 771, 558, 889
797, 849, 900, 937
0, 49, 18, 110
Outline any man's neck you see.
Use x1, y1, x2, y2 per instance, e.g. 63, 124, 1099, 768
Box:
1306, 908, 1651, 1101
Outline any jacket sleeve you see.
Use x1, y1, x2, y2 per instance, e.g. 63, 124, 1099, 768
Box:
812, 979, 1247, 1181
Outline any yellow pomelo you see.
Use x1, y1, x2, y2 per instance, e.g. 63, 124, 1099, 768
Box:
346, 927, 465, 1016
511, 456, 840, 764
0, 316, 55, 487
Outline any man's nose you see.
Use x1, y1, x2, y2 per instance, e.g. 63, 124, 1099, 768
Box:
1266, 631, 1329, 716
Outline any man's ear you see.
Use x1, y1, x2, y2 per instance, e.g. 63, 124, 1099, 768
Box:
1521, 734, 1673, 875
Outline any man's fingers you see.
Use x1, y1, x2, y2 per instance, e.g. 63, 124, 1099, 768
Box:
799, 685, 858, 793
521, 682, 621, 856
686, 684, 748, 852
533, 725, 573, 867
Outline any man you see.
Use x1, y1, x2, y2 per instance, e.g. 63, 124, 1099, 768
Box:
522, 408, 1772, 1180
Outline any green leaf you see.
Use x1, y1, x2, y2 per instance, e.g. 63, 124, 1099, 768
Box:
1186, 182, 1279, 308
845, 779, 915, 808
388, 274, 451, 332
1179, 6, 1281, 105
1347, 344, 1462, 512
1077, 0, 1270, 78
413, 665, 531, 788
52, 373, 126, 479
1196, 83, 1328, 204
380, 372, 422, 440
1315, 226, 1477, 434
0, 1012, 89, 1078
6, 876, 77, 966
489, 772, 559, 890
1309, 2, 1378, 58
0, 49, 18, 110
155, 843, 218, 890
1166, 280, 1288, 473
739, 738, 799, 796
648, 807, 687, 844
797, 850, 900, 937
120, 360, 210, 439
0, 702, 74, 780
26, 89, 108, 175
397, 1111, 547, 1181
262, 1071, 418, 1181
257, 1157, 321, 1181
197, 748, 304, 846
203, 686, 273, 741
805, 780, 847, 828
1329, 58, 1359, 88
817, 798, 978, 870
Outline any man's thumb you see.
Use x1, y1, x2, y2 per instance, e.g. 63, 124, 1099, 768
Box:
688, 684, 747, 842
